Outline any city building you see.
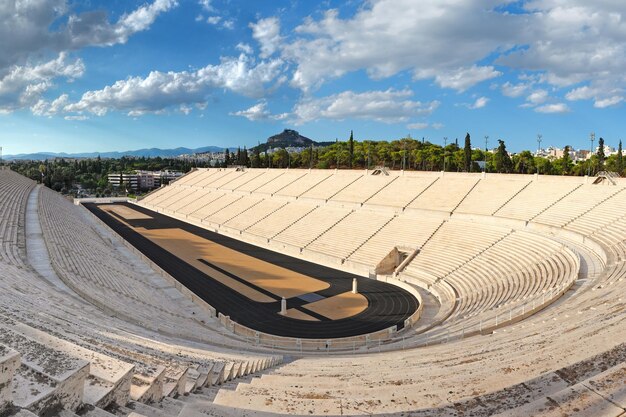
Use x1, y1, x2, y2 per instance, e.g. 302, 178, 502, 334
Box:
108, 170, 183, 191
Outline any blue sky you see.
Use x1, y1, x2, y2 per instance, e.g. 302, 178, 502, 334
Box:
1, 0, 625, 155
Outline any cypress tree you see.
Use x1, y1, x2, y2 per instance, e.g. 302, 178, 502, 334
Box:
618, 140, 623, 174
224, 148, 230, 167
597, 137, 605, 170
464, 132, 472, 172
348, 130, 354, 169
562, 145, 572, 175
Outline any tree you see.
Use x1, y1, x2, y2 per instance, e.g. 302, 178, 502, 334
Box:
597, 137, 605, 171
618, 140, 623, 174
224, 148, 230, 167
463, 133, 472, 172
561, 145, 572, 175
493, 139, 513, 173
348, 130, 354, 169
251, 147, 261, 168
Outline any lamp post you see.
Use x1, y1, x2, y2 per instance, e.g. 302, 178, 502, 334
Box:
588, 132, 595, 176
537, 134, 542, 174
484, 136, 489, 173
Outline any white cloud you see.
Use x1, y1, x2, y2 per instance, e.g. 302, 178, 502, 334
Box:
0, 53, 84, 113
230, 101, 273, 121
113, 0, 177, 43
280, 1, 519, 91
250, 17, 282, 59
64, 54, 283, 116
198, 0, 213, 11
594, 96, 623, 108
236, 43, 253, 54
0, 0, 176, 113
64, 115, 88, 121
206, 16, 222, 25
468, 96, 489, 109
222, 19, 235, 30
287, 89, 439, 125
497, 1, 626, 103
526, 89, 549, 105
501, 82, 530, 98
420, 66, 501, 93
535, 103, 570, 114
407, 122, 430, 130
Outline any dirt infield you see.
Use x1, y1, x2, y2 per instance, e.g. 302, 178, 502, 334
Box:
85, 202, 418, 339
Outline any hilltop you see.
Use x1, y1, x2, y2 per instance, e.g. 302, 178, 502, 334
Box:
252, 129, 331, 152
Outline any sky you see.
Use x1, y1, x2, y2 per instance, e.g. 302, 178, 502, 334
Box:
1, 0, 625, 155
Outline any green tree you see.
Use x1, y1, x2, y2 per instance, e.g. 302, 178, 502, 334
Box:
597, 137, 605, 170
224, 148, 230, 167
463, 133, 472, 172
560, 145, 573, 175
493, 139, 513, 173
513, 150, 536, 174
348, 130, 354, 169
618, 140, 623, 174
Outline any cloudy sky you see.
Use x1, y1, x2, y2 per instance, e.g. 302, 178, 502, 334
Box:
1, 0, 625, 155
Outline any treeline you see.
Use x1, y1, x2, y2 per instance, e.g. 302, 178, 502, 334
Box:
229, 133, 625, 176
9, 156, 208, 195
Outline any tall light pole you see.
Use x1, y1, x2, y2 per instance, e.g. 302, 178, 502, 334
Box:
588, 132, 595, 176
443, 137, 448, 172
537, 134, 542, 174
484, 136, 489, 173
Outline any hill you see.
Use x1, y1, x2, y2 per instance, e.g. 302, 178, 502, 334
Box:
3, 146, 225, 161
253, 129, 319, 152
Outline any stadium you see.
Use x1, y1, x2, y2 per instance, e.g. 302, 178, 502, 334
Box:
0, 165, 624, 417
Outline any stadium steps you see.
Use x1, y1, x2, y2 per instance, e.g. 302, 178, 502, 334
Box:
0, 326, 90, 415
321, 174, 362, 202
241, 172, 286, 193
302, 210, 354, 249
402, 177, 439, 209
241, 201, 290, 232
266, 173, 308, 196
354, 175, 399, 205
290, 173, 334, 198
437, 230, 514, 285
217, 198, 264, 225
562, 187, 626, 228
489, 180, 533, 215
266, 205, 319, 239
450, 178, 481, 214
187, 193, 228, 218
527, 184, 583, 222
0, 317, 135, 408
344, 215, 397, 261
201, 195, 245, 222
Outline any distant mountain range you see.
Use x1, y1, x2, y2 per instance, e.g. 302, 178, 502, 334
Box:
3, 130, 329, 161
3, 146, 225, 161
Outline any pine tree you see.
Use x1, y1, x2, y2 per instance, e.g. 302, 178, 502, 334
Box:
236, 147, 242, 165
348, 130, 354, 169
597, 137, 605, 170
463, 132, 472, 172
618, 140, 623, 174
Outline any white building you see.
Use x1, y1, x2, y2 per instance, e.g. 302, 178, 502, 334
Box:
108, 170, 183, 191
